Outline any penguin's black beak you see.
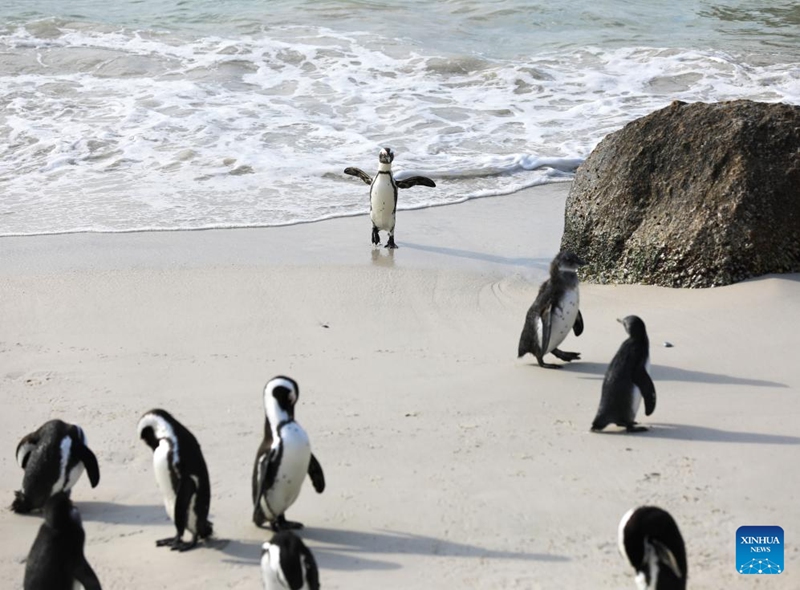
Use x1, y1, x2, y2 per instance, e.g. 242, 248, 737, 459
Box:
616, 318, 624, 324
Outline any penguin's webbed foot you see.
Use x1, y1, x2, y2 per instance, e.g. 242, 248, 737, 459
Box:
271, 515, 304, 531
371, 227, 380, 246
10, 491, 32, 514
625, 424, 649, 433
552, 348, 581, 362
536, 358, 562, 369
156, 535, 181, 548
170, 537, 199, 552
385, 235, 398, 249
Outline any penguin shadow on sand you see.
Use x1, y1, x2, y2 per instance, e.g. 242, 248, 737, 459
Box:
78, 501, 168, 526
626, 423, 800, 445
402, 242, 551, 269
296, 527, 569, 572
370, 247, 395, 267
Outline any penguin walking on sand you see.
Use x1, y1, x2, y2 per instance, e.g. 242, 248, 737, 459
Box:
261, 530, 320, 590
618, 506, 687, 590
344, 147, 436, 249
137, 409, 213, 551
517, 251, 586, 369
24, 492, 102, 590
591, 315, 656, 432
253, 376, 325, 531
12, 419, 100, 514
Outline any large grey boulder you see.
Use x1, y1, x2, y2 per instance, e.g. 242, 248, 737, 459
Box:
561, 100, 800, 288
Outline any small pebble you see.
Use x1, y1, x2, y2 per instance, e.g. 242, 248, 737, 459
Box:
663, 341, 674, 348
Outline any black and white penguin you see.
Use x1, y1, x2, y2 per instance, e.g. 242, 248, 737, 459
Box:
618, 506, 687, 590
344, 147, 436, 249
261, 530, 320, 590
24, 492, 102, 590
12, 419, 100, 514
137, 409, 213, 551
591, 315, 656, 432
252, 376, 325, 531
517, 251, 586, 369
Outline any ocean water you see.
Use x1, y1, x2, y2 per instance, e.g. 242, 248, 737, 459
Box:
0, 1, 798, 235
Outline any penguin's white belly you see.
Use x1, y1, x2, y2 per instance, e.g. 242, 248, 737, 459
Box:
541, 287, 580, 354
153, 441, 177, 522
370, 177, 396, 231
261, 425, 311, 519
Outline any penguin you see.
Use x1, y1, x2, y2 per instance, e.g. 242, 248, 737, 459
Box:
591, 315, 656, 432
253, 376, 325, 531
344, 147, 436, 249
261, 530, 320, 590
23, 492, 102, 590
618, 506, 687, 590
517, 251, 586, 369
12, 419, 100, 514
137, 409, 213, 551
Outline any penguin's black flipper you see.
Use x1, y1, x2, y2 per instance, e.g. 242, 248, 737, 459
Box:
634, 367, 657, 416
308, 454, 325, 493
344, 167, 372, 185
573, 310, 584, 336
172, 476, 198, 547
651, 538, 684, 581
74, 559, 102, 590
299, 536, 321, 590
253, 448, 281, 526
77, 445, 100, 488
396, 176, 436, 189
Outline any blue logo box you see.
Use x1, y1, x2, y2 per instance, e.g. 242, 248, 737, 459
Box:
737, 526, 784, 574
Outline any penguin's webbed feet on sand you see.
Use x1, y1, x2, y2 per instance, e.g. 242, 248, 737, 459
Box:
536, 357, 562, 369
371, 226, 380, 246
551, 348, 581, 362
156, 534, 199, 552
385, 235, 398, 249
625, 423, 649, 433
271, 514, 304, 532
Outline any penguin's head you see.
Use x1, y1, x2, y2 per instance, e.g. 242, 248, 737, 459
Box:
554, 251, 586, 273
378, 147, 394, 164
617, 315, 648, 340
264, 376, 299, 420
137, 410, 175, 451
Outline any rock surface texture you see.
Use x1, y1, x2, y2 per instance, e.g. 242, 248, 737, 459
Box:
561, 100, 800, 288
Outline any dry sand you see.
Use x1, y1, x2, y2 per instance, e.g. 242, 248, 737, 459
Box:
1, 182, 798, 589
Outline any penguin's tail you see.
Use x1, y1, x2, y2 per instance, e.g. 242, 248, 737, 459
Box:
198, 519, 213, 540
10, 490, 32, 514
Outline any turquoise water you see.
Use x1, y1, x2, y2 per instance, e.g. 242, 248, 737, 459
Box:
0, 1, 798, 234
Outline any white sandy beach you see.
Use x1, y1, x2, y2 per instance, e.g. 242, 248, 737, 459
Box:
1, 182, 798, 589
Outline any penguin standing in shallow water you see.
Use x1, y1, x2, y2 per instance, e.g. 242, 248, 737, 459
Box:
618, 506, 687, 590
344, 147, 436, 249
517, 251, 586, 368
24, 492, 102, 590
12, 419, 100, 514
261, 530, 320, 590
137, 409, 213, 551
253, 376, 325, 531
591, 315, 656, 432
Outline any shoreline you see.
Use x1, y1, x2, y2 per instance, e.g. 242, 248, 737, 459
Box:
1, 181, 798, 589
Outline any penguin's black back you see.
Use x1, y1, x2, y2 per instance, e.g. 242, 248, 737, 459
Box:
19, 421, 74, 511
24, 493, 100, 590
593, 326, 650, 428
622, 506, 687, 589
